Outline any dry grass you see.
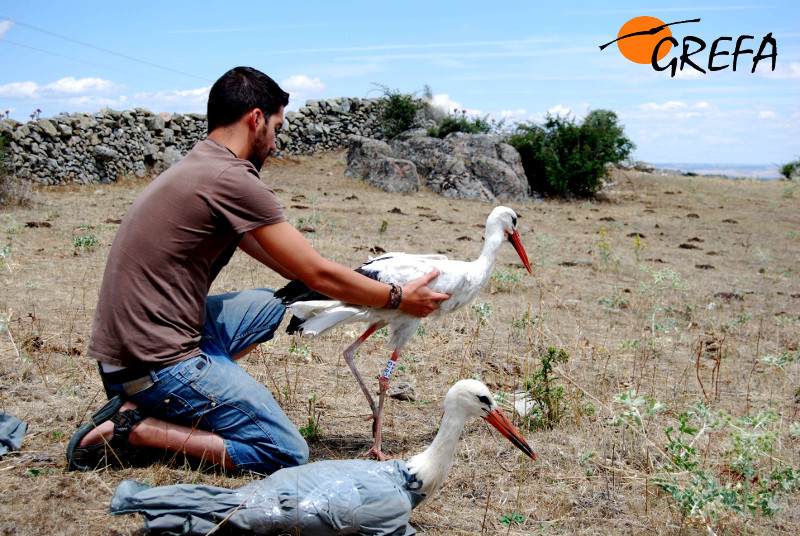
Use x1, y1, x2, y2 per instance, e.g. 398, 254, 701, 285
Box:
1, 151, 799, 535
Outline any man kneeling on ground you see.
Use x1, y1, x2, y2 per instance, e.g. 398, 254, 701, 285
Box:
66, 66, 448, 474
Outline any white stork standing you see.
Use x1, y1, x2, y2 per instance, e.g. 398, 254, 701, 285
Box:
276, 205, 533, 459
109, 380, 537, 536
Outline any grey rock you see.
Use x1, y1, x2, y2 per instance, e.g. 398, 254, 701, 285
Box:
148, 115, 166, 132
362, 157, 420, 194
388, 382, 417, 402
36, 118, 59, 138
94, 146, 120, 162
391, 129, 529, 202
162, 146, 183, 169
344, 136, 393, 180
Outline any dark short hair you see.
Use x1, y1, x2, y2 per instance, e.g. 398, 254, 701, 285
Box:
207, 67, 290, 133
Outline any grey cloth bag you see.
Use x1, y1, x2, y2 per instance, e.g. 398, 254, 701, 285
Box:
110, 459, 426, 536
0, 411, 27, 456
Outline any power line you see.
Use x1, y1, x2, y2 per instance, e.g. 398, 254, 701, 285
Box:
0, 15, 212, 83
1, 39, 184, 85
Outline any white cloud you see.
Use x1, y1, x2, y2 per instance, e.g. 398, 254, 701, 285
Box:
758, 110, 777, 119
131, 87, 210, 113
0, 76, 212, 115
640, 101, 689, 111
429, 94, 482, 117
500, 108, 528, 120
0, 77, 121, 99
281, 75, 325, 93
761, 61, 800, 80
635, 101, 715, 122
547, 104, 572, 116
280, 75, 325, 110
517, 104, 574, 125
0, 20, 12, 40
430, 93, 462, 114
672, 68, 705, 80
41, 77, 121, 96
0, 81, 39, 99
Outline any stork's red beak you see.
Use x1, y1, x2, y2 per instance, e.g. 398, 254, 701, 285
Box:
483, 407, 538, 461
507, 230, 533, 275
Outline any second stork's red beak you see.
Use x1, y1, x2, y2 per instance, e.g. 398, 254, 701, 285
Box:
483, 407, 538, 461
507, 230, 533, 275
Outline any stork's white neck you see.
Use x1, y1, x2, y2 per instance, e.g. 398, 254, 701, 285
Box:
405, 404, 470, 496
480, 220, 507, 262
470, 219, 507, 286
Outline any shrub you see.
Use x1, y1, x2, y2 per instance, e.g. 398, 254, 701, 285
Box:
779, 158, 800, 180
427, 109, 495, 138
507, 109, 635, 198
375, 85, 422, 138
522, 347, 570, 430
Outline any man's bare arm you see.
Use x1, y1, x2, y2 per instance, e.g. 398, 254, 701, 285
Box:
249, 222, 449, 317
239, 232, 297, 280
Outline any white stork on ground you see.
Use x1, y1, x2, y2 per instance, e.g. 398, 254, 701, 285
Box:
275, 206, 533, 460
109, 379, 537, 536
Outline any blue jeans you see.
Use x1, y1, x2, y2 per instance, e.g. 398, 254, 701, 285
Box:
102, 289, 308, 474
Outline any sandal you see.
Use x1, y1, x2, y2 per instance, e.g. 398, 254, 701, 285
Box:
66, 395, 147, 471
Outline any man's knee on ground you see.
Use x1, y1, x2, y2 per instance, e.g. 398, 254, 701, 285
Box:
283, 433, 309, 466
238, 432, 308, 474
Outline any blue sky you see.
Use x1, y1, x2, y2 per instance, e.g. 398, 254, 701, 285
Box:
0, 1, 798, 166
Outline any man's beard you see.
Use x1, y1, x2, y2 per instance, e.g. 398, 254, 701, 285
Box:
248, 147, 272, 171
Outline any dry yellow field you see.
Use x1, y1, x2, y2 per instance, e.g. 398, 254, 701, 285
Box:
1, 152, 799, 535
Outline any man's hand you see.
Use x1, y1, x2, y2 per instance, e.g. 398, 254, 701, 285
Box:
399, 270, 450, 317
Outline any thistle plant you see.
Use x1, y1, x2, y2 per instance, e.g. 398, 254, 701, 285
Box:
598, 227, 612, 268
633, 233, 645, 263
654, 405, 800, 532
472, 301, 494, 326
0, 244, 11, 272
638, 266, 687, 350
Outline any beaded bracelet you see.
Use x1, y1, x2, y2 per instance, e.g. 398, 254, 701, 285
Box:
384, 283, 402, 309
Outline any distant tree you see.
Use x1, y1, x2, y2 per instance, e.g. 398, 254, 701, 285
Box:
507, 109, 635, 198
779, 158, 800, 180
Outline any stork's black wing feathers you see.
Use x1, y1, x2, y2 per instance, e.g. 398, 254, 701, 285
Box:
274, 279, 329, 305
285, 314, 305, 335
354, 264, 385, 282
274, 280, 331, 335
275, 256, 393, 334
275, 256, 392, 305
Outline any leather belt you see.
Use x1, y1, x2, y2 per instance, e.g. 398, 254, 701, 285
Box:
99, 365, 155, 396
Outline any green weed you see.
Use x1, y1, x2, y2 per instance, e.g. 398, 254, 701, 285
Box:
72, 235, 99, 249
498, 510, 526, 527
299, 395, 322, 440
523, 347, 570, 430
472, 301, 494, 326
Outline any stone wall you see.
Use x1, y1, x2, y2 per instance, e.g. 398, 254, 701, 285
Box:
0, 97, 391, 185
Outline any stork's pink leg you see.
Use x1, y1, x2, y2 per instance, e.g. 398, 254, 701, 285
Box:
366, 347, 401, 461
342, 323, 384, 424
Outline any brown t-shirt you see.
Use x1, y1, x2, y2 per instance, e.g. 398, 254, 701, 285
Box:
88, 138, 285, 368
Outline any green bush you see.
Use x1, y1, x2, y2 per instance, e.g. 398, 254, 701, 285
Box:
375, 85, 422, 138
507, 109, 635, 198
779, 158, 799, 180
427, 110, 495, 138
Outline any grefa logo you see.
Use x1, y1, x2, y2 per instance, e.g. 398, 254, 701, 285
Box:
599, 17, 777, 77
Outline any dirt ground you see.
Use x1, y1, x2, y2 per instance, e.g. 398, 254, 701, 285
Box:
1, 151, 799, 535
